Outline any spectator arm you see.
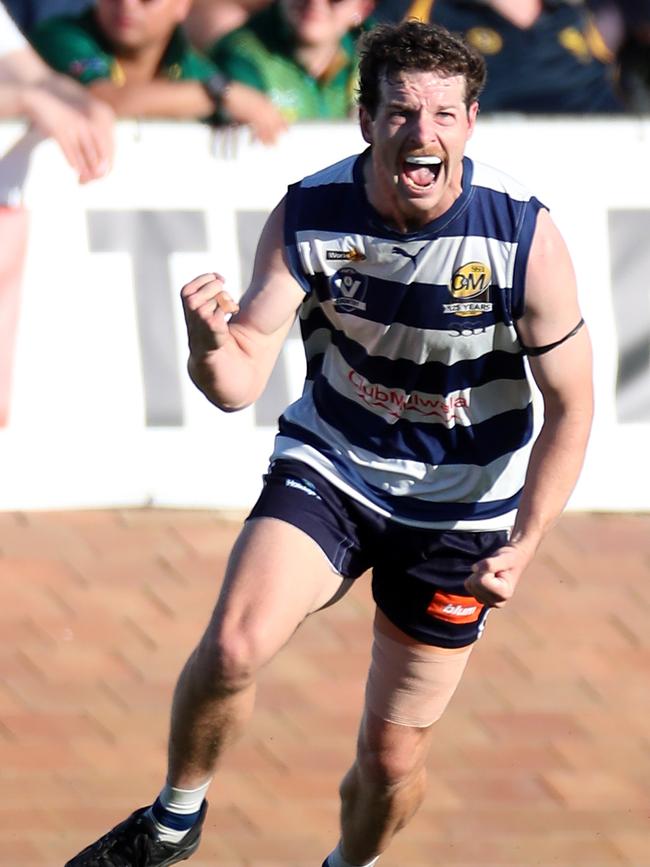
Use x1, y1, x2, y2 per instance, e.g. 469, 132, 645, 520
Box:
0, 81, 33, 117
88, 78, 215, 119
0, 45, 53, 87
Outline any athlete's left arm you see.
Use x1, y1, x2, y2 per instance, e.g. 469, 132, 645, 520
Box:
465, 208, 593, 608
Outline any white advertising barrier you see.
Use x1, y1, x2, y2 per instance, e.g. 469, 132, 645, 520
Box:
0, 117, 648, 511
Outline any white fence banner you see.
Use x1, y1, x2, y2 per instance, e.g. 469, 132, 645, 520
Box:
0, 117, 648, 511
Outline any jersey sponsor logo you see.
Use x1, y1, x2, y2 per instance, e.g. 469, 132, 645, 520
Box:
326, 247, 366, 262
444, 261, 493, 318
331, 267, 368, 312
448, 324, 488, 338
348, 370, 468, 421
427, 592, 484, 624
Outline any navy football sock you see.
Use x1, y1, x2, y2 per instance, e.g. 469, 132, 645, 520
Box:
146, 779, 211, 843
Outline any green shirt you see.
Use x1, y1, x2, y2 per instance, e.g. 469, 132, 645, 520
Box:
211, 2, 360, 122
31, 9, 217, 85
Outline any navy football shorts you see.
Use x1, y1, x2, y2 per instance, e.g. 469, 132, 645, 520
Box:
247, 459, 509, 649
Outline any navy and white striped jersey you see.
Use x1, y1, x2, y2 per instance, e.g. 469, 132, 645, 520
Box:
272, 150, 545, 531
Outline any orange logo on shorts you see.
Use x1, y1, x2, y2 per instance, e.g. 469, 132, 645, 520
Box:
427, 592, 484, 624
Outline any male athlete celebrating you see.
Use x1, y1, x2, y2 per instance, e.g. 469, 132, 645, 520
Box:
66, 20, 593, 867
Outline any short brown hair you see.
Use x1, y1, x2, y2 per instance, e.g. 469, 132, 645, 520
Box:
357, 20, 486, 116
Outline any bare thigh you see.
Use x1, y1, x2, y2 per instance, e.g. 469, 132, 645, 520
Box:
203, 516, 353, 667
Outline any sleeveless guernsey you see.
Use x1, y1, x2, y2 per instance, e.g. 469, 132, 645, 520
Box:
272, 151, 545, 531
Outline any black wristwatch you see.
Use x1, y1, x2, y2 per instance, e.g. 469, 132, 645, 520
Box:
202, 71, 232, 109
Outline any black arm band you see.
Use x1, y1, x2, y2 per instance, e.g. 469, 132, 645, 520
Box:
520, 318, 585, 357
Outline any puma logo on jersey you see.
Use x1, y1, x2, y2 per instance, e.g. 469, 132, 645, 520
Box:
392, 245, 426, 268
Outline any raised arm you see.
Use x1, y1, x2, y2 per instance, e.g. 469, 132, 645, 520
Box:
181, 196, 305, 411
466, 208, 594, 607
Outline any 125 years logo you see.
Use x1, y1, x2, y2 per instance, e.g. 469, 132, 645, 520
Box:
444, 261, 493, 318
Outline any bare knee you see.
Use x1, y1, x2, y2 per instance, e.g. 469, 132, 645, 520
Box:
191, 622, 265, 697
358, 745, 425, 794
349, 719, 431, 796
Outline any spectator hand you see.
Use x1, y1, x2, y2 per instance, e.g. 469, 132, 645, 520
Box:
22, 76, 114, 184
464, 541, 535, 609
222, 82, 288, 145
181, 272, 240, 356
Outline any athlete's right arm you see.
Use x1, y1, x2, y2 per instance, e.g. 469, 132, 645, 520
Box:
181, 196, 305, 411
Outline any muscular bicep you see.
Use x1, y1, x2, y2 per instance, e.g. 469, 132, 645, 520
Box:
519, 209, 593, 406
517, 209, 583, 348
227, 196, 306, 358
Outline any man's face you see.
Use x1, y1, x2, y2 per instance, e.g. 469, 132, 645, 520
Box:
360, 69, 478, 230
96, 0, 191, 52
279, 0, 368, 48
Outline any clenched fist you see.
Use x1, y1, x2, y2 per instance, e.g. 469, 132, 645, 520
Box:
181, 272, 240, 356
464, 541, 536, 609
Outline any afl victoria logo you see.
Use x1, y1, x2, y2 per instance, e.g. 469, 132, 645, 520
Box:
331, 267, 368, 312
445, 261, 493, 318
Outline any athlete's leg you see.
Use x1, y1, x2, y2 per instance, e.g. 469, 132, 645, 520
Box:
336, 611, 472, 864
65, 464, 366, 865
167, 516, 351, 787
331, 527, 507, 863
338, 710, 433, 864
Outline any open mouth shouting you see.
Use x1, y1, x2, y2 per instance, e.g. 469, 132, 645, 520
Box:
399, 154, 444, 194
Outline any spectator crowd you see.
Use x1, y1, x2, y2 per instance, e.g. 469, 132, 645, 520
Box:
1, 0, 649, 171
